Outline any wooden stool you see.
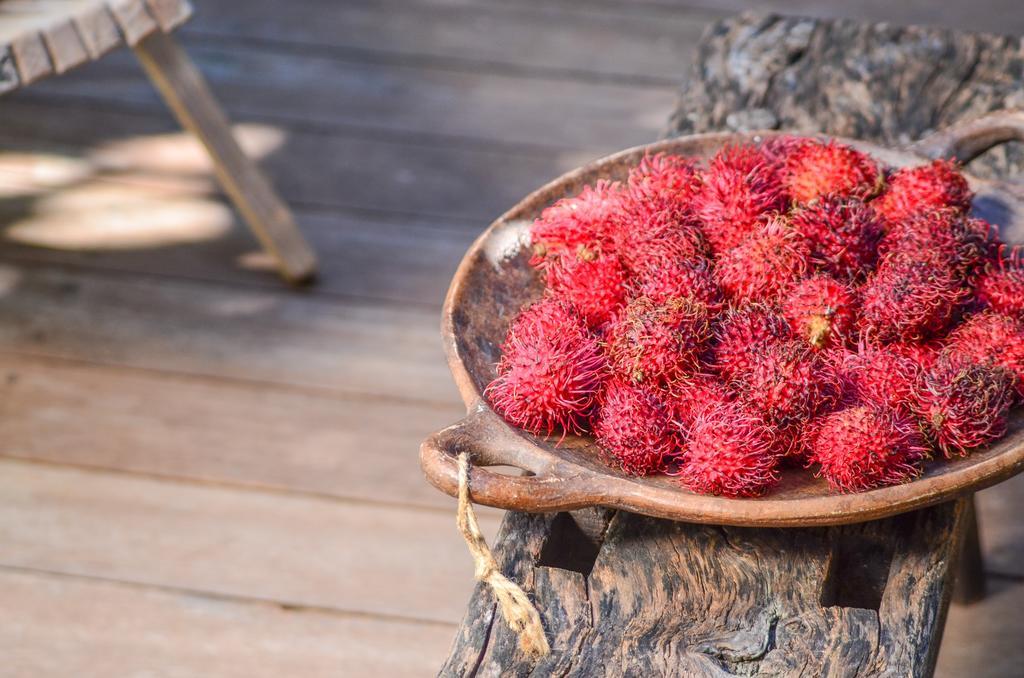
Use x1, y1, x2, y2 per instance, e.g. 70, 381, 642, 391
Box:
0, 0, 317, 283
438, 13, 1021, 676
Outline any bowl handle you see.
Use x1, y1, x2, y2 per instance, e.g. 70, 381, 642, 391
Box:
910, 109, 1024, 164
420, 403, 604, 513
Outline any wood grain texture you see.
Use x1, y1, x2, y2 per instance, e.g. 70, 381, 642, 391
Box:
0, 353, 465, 510
132, 31, 316, 282
0, 198, 473, 306
0, 97, 584, 222
26, 40, 678, 152
443, 502, 968, 676
3, 568, 454, 678
0, 261, 461, 405
183, 0, 718, 84
0, 459, 500, 624
0, 0, 193, 88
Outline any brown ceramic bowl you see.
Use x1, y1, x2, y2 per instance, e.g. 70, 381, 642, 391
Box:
421, 110, 1024, 527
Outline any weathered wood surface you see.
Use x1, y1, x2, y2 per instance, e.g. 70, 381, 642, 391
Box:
3, 568, 454, 678
443, 502, 967, 676
0, 459, 500, 624
132, 30, 316, 281
441, 11, 1024, 676
0, 0, 192, 89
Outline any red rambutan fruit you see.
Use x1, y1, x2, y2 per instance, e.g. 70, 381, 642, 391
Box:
976, 257, 1024, 320
782, 276, 858, 349
486, 299, 607, 436
839, 342, 926, 411
789, 196, 883, 280
613, 193, 709, 271
858, 257, 968, 342
668, 374, 734, 434
716, 218, 812, 303
633, 257, 724, 311
757, 135, 811, 170
675, 400, 780, 497
627, 153, 701, 204
873, 159, 973, 225
606, 296, 713, 386
810, 405, 928, 492
529, 180, 623, 256
693, 144, 787, 255
783, 139, 882, 203
946, 311, 1024, 396
541, 245, 628, 327
593, 378, 680, 475
880, 209, 995, 277
913, 352, 1014, 457
712, 304, 792, 379
730, 339, 841, 426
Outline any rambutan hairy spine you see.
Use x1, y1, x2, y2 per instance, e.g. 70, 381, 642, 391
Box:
712, 304, 792, 380
594, 378, 680, 476
946, 311, 1024, 397
486, 299, 607, 437
716, 218, 812, 303
810, 405, 928, 492
606, 296, 713, 386
675, 400, 780, 497
782, 275, 858, 350
873, 159, 973, 225
913, 352, 1015, 458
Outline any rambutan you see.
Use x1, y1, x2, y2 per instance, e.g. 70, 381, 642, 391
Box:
757, 135, 810, 170
541, 245, 628, 327
716, 218, 812, 303
668, 374, 734, 434
613, 193, 709, 271
712, 304, 791, 379
783, 139, 881, 203
810, 405, 928, 492
839, 342, 926, 410
593, 378, 680, 475
976, 257, 1024, 319
858, 257, 967, 342
730, 339, 841, 426
873, 159, 973, 225
606, 296, 713, 386
633, 257, 724, 311
880, 209, 995, 277
529, 180, 623, 256
627, 153, 701, 204
486, 299, 607, 436
914, 352, 1014, 457
789, 196, 883, 280
782, 276, 858, 349
946, 311, 1024, 396
675, 400, 780, 497
693, 144, 787, 255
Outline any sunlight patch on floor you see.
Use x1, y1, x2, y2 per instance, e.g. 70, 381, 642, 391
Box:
0, 123, 286, 252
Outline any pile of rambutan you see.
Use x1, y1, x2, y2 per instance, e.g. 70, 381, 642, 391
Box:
486, 136, 1024, 497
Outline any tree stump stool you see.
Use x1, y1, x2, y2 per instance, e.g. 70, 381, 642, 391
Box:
440, 13, 1024, 677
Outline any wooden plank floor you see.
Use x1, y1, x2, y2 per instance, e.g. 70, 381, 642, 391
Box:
1, 1, 1023, 675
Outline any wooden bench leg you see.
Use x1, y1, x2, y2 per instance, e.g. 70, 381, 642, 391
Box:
131, 30, 317, 284
953, 494, 986, 605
